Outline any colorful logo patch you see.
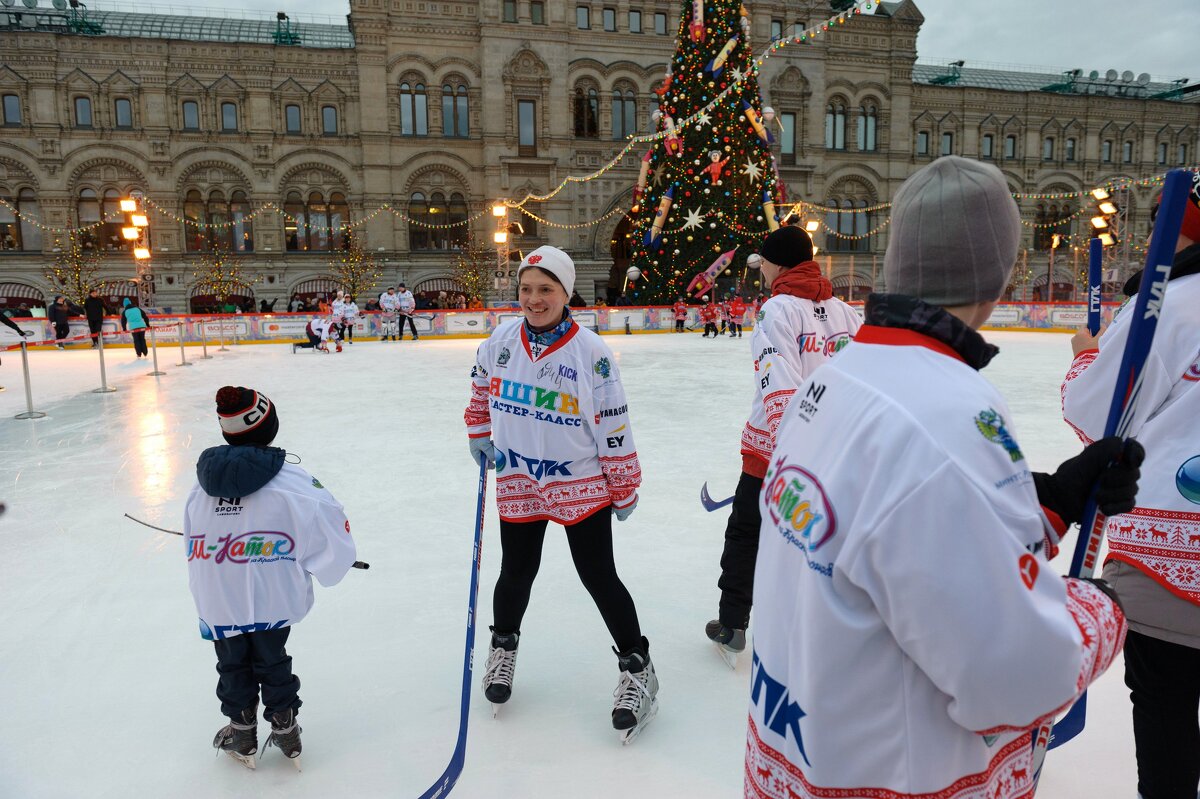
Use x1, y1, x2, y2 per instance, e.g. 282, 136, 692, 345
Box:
764, 458, 837, 556
188, 531, 297, 565
594, 357, 611, 379
975, 409, 1024, 463
498, 347, 511, 366
311, 476, 324, 489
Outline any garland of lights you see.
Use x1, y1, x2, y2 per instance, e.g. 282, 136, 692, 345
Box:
515, 204, 628, 230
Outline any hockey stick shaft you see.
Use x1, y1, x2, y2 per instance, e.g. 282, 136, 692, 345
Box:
700, 482, 735, 512
123, 513, 370, 569
1087, 238, 1102, 337
1032, 168, 1192, 781
416, 455, 488, 799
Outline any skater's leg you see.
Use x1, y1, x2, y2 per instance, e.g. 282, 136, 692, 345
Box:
1124, 629, 1200, 797
213, 635, 258, 719
565, 510, 642, 652
492, 519, 549, 634
249, 627, 302, 721
716, 471, 764, 630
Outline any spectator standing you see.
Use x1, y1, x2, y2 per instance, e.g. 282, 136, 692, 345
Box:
569, 290, 587, 308
84, 288, 106, 348
341, 296, 358, 344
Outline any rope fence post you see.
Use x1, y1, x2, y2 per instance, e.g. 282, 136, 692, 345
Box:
14, 340, 46, 420
147, 326, 166, 376
198, 317, 212, 359
93, 327, 116, 394
217, 317, 229, 352
177, 321, 191, 367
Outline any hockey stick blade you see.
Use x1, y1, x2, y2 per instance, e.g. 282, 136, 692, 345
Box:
415, 455, 488, 799
1033, 168, 1193, 782
700, 482, 734, 512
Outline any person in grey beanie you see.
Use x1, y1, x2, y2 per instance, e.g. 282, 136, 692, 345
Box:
743, 156, 1142, 796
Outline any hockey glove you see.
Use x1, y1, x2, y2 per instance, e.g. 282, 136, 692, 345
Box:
469, 437, 496, 470
1033, 436, 1145, 527
613, 495, 638, 522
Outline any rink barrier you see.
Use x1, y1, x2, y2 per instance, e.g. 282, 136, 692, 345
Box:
93, 324, 116, 394
13, 340, 46, 420
0, 301, 1125, 348
146, 326, 166, 376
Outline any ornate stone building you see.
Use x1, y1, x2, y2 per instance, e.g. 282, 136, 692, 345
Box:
0, 0, 1195, 310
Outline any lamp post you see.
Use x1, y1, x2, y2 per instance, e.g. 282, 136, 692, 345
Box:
492, 201, 509, 303
121, 197, 153, 308
1046, 233, 1061, 302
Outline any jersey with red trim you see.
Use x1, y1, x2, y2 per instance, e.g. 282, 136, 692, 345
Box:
306, 318, 332, 342
719, 302, 730, 321
729, 298, 748, 323
747, 327, 1126, 798
701, 304, 718, 323
464, 318, 641, 524
673, 301, 688, 321
740, 294, 861, 474
1062, 273, 1200, 605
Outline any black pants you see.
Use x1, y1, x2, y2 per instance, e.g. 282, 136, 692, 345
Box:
493, 509, 642, 652
297, 331, 322, 349
398, 315, 418, 338
730, 323, 742, 336
131, 330, 148, 356
717, 472, 764, 630
213, 627, 301, 721
340, 322, 353, 341
675, 320, 684, 332
88, 318, 102, 343
703, 322, 718, 337
54, 321, 69, 342
1125, 629, 1200, 798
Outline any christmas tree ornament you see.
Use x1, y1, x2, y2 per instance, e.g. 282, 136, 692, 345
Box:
682, 207, 704, 230
705, 35, 739, 79
687, 248, 736, 298
626, 265, 642, 282
664, 116, 683, 157
762, 191, 779, 232
689, 0, 705, 41
644, 186, 675, 249
742, 101, 773, 144
632, 149, 654, 212
701, 150, 729, 184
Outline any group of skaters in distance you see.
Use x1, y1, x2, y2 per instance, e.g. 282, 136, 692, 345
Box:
188, 156, 1199, 799
675, 287, 765, 338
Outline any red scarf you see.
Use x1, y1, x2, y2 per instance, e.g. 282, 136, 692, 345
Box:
770, 261, 832, 301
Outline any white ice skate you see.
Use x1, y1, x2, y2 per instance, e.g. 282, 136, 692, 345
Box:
705, 620, 746, 670
612, 639, 659, 745
482, 628, 519, 717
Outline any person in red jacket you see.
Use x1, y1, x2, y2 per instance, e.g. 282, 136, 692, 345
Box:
672, 297, 688, 333
700, 296, 719, 338
728, 294, 747, 338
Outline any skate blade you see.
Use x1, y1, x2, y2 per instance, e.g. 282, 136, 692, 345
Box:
491, 703, 501, 719
288, 756, 302, 772
224, 750, 256, 770
619, 699, 659, 746
714, 642, 740, 670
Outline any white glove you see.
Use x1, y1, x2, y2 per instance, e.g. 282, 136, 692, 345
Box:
613, 495, 638, 522
469, 437, 496, 470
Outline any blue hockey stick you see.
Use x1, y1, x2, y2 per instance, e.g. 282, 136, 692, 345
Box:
701, 481, 735, 512
1031, 168, 1193, 782
1087, 237, 1102, 336
416, 455, 488, 799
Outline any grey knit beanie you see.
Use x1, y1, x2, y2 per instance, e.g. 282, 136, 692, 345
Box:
884, 156, 1021, 305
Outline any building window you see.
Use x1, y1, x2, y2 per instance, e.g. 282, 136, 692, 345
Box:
285, 104, 301, 134
1, 188, 41, 251
182, 100, 199, 131
531, 1, 545, 24
400, 83, 428, 136
113, 98, 133, 129
502, 0, 516, 22
576, 5, 589, 28
518, 100, 537, 156
603, 7, 615, 30
184, 189, 205, 252
857, 105, 877, 151
1102, 139, 1113, 162
77, 189, 100, 247
916, 131, 929, 156
1, 94, 20, 126
771, 19, 782, 39
206, 190, 232, 251
941, 132, 953, 156
321, 105, 338, 135
442, 85, 469, 137
220, 102, 237, 132
823, 197, 872, 253
1004, 134, 1016, 159
1157, 142, 1168, 165
1122, 140, 1133, 163
100, 189, 125, 251
283, 191, 306, 251
654, 12, 666, 34
1180, 144, 1189, 165
780, 112, 796, 165
612, 89, 636, 140
1066, 137, 1076, 161
230, 190, 253, 253
792, 21, 805, 38
824, 103, 845, 149
74, 96, 93, 128
408, 192, 431, 250
629, 9, 641, 32
1033, 202, 1075, 252
1042, 136, 1054, 161
981, 133, 994, 159
574, 87, 599, 138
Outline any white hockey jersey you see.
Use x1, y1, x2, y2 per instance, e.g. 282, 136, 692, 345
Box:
397, 290, 416, 314
740, 292, 861, 476
464, 317, 641, 524
380, 293, 401, 313
1062, 272, 1200, 604
307, 318, 333, 342
185, 457, 357, 641
341, 301, 358, 323
746, 325, 1126, 799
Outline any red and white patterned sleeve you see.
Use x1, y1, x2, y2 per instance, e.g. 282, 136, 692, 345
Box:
1061, 349, 1098, 444
592, 354, 642, 509
464, 340, 492, 439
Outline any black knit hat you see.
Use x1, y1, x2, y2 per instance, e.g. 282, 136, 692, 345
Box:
215, 386, 279, 446
759, 225, 814, 268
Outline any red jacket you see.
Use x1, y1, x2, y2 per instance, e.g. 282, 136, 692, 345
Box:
729, 298, 747, 323
673, 301, 687, 321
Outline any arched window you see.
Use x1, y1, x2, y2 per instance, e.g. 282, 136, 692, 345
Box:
77, 188, 100, 252
207, 190, 231, 251
428, 192, 449, 249
447, 192, 469, 248
329, 192, 349, 250
17, 188, 41, 251
184, 189, 205, 252
284, 191, 307, 251
824, 186, 874, 253
574, 87, 599, 138
442, 84, 469, 138
101, 189, 124, 251
400, 83, 415, 136
409, 192, 431, 250
308, 192, 330, 251
857, 105, 877, 151
612, 90, 636, 139
0, 192, 17, 251
824, 103, 845, 149
230, 191, 253, 253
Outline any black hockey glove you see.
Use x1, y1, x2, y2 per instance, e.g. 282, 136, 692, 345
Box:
1033, 436, 1145, 526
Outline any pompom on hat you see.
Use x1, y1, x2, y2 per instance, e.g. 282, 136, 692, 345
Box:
215, 386, 279, 446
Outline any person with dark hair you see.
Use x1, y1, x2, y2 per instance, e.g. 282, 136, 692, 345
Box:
672, 296, 687, 332
186, 386, 356, 769
84, 288, 106, 348
397, 283, 418, 340
568, 290, 587, 308
121, 298, 149, 358
464, 245, 658, 743
48, 295, 80, 350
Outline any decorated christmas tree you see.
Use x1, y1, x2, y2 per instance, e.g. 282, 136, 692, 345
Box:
45, 232, 105, 306
628, 0, 783, 304
328, 239, 382, 302
191, 245, 259, 312
449, 233, 495, 305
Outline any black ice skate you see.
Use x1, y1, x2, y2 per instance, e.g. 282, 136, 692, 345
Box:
266, 708, 303, 770
612, 637, 659, 744
212, 705, 258, 770
705, 620, 746, 669
482, 627, 519, 716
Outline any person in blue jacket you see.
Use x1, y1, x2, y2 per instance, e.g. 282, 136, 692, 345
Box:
121, 298, 150, 358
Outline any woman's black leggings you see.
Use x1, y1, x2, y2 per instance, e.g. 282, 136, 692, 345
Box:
493, 509, 641, 652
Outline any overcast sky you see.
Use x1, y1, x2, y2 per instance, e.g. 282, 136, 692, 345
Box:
103, 0, 1194, 82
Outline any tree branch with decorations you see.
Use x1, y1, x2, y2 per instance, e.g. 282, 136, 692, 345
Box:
190, 245, 260, 313
328, 239, 382, 302
628, 0, 784, 304
449, 232, 496, 305
44, 232, 106, 307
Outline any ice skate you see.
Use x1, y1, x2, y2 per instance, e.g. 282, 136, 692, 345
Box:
612, 637, 659, 744
705, 620, 746, 669
482, 627, 519, 716
212, 705, 258, 770
266, 708, 302, 770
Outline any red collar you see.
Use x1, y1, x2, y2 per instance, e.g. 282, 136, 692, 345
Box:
519, 319, 579, 361
854, 325, 966, 364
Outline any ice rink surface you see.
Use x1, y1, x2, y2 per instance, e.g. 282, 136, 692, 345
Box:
0, 331, 1138, 798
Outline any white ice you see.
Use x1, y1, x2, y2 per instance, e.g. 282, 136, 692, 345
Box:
0, 331, 1136, 798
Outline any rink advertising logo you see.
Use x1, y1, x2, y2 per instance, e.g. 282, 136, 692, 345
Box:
797, 331, 852, 357
488, 377, 583, 427
214, 496, 243, 515
199, 617, 289, 642
495, 447, 573, 479
498, 347, 511, 367
593, 357, 612, 379
764, 458, 837, 563
974, 409, 1025, 463
750, 651, 811, 767
187, 531, 297, 565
